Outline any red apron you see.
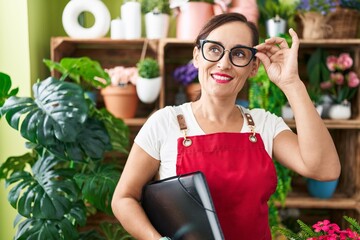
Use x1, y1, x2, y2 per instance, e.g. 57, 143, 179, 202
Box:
175, 111, 277, 240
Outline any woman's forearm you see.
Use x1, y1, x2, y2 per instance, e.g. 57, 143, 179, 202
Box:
282, 79, 341, 179
112, 196, 161, 240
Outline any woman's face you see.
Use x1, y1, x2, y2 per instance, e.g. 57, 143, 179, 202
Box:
193, 21, 259, 99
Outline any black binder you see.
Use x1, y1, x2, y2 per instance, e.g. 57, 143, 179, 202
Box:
141, 171, 224, 240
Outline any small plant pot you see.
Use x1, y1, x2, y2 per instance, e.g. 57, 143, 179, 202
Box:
307, 178, 338, 199
328, 102, 351, 120
266, 17, 287, 37
136, 76, 162, 104
145, 12, 170, 39
101, 84, 138, 118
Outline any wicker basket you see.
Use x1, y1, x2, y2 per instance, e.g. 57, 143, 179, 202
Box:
327, 8, 360, 39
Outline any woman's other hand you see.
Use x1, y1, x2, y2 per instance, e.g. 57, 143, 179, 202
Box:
255, 28, 300, 90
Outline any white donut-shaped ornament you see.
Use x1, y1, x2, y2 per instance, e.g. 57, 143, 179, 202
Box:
62, 0, 111, 38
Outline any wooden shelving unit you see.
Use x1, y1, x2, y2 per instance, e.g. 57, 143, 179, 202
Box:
51, 37, 360, 224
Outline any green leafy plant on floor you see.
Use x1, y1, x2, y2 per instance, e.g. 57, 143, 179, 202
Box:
248, 34, 293, 235
0, 57, 131, 239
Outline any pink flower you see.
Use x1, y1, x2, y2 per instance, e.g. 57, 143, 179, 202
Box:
326, 223, 340, 234
326, 56, 338, 71
337, 53, 353, 70
330, 73, 344, 85
320, 81, 333, 89
105, 66, 138, 86
347, 71, 360, 88
313, 220, 331, 232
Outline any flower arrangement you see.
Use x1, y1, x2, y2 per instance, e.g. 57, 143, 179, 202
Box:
320, 53, 360, 104
173, 61, 199, 86
105, 66, 138, 86
273, 216, 360, 239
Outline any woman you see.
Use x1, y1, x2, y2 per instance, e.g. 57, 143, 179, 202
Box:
111, 13, 340, 240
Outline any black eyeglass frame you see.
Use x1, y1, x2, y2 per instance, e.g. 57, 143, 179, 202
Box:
199, 39, 257, 67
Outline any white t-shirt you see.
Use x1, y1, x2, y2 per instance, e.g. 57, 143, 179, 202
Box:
135, 102, 290, 179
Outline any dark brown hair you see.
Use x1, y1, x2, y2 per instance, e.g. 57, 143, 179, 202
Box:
195, 12, 259, 48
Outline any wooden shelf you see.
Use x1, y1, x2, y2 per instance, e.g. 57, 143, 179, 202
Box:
285, 119, 360, 129
277, 193, 360, 211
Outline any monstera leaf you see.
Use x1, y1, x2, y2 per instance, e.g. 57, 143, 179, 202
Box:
75, 163, 121, 215
15, 200, 86, 240
0, 72, 18, 109
45, 117, 112, 162
6, 153, 80, 219
0, 152, 36, 180
43, 57, 111, 89
1, 77, 88, 143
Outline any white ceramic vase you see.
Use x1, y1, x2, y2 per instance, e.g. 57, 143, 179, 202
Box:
328, 101, 351, 120
145, 12, 170, 39
121, 2, 141, 39
136, 76, 162, 104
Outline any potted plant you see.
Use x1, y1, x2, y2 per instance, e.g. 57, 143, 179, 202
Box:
0, 58, 130, 239
170, 0, 215, 40
140, 0, 171, 39
136, 57, 162, 104
320, 52, 360, 119
173, 60, 200, 101
258, 0, 298, 37
273, 216, 360, 239
101, 66, 139, 118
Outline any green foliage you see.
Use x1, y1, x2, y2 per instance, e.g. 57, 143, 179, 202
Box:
100, 222, 135, 240
258, 0, 299, 20
75, 163, 121, 215
43, 57, 111, 90
248, 64, 287, 116
0, 72, 18, 108
140, 0, 171, 14
345, 216, 360, 232
0, 57, 130, 239
306, 48, 330, 104
137, 57, 160, 79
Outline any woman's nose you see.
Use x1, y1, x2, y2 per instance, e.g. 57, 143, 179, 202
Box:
217, 50, 232, 69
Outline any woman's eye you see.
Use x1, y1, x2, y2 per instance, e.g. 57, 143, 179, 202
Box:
209, 46, 221, 54
233, 49, 246, 58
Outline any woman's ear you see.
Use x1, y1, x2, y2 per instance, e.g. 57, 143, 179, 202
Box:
193, 46, 200, 68
249, 58, 260, 77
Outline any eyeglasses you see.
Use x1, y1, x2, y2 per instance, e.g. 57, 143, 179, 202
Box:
199, 39, 257, 67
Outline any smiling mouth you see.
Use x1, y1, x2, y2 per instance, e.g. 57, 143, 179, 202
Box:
211, 74, 233, 83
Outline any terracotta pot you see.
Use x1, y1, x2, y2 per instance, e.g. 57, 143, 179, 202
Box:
185, 83, 201, 101
101, 84, 138, 118
176, 2, 214, 40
